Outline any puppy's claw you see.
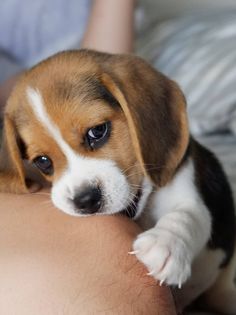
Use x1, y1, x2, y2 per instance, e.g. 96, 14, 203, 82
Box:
159, 279, 165, 286
178, 282, 182, 289
147, 270, 155, 276
128, 250, 139, 255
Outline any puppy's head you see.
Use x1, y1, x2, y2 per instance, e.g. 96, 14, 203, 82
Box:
0, 50, 189, 217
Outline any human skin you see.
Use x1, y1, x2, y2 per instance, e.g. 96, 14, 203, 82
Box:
81, 0, 135, 53
0, 192, 176, 315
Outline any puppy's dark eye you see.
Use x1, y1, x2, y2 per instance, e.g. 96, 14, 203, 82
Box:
85, 121, 111, 150
33, 155, 53, 175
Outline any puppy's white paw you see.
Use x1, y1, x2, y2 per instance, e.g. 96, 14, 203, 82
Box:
132, 228, 191, 288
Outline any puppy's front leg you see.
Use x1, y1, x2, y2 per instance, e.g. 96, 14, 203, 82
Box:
133, 161, 212, 288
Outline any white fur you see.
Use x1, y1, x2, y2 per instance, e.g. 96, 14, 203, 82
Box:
51, 158, 130, 216
134, 160, 212, 287
26, 87, 145, 216
26, 87, 75, 162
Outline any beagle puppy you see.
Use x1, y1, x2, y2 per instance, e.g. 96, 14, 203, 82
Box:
0, 49, 235, 314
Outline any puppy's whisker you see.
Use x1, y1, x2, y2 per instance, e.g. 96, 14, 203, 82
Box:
127, 193, 138, 206
112, 186, 137, 217
129, 182, 150, 189
116, 194, 132, 216
128, 193, 137, 201
129, 183, 143, 188
125, 171, 145, 178
122, 163, 165, 176
129, 185, 152, 194
143, 164, 173, 172
125, 197, 136, 217
125, 165, 171, 179
122, 163, 140, 175
125, 172, 146, 179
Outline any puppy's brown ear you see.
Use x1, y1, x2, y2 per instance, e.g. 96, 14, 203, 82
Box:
0, 115, 28, 193
101, 55, 189, 187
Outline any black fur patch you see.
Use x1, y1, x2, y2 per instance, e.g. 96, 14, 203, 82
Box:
95, 83, 120, 108
17, 136, 27, 160
54, 76, 120, 108
191, 138, 236, 266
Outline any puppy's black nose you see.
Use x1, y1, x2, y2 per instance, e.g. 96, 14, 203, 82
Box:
73, 186, 102, 214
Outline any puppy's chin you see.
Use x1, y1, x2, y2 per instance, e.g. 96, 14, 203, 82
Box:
49, 158, 131, 216
51, 175, 153, 219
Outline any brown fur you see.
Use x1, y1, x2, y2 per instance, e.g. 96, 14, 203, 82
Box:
0, 115, 28, 193
100, 55, 189, 186
0, 49, 189, 193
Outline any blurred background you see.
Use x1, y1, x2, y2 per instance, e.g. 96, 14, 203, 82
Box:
136, 0, 236, 207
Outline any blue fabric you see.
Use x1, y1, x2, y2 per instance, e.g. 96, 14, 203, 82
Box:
0, 52, 22, 83
0, 0, 91, 67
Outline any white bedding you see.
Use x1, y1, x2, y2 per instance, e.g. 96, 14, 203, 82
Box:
136, 8, 236, 314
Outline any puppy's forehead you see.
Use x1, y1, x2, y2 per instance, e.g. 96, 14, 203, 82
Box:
6, 52, 124, 159
50, 75, 120, 109
24, 81, 119, 135
6, 68, 111, 131
22, 57, 119, 115
23, 77, 119, 141
6, 51, 118, 123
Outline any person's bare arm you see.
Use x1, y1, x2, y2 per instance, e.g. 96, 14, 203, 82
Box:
81, 0, 135, 53
0, 192, 176, 315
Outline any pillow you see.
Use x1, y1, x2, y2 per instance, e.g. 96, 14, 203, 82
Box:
137, 9, 236, 136
138, 0, 236, 32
